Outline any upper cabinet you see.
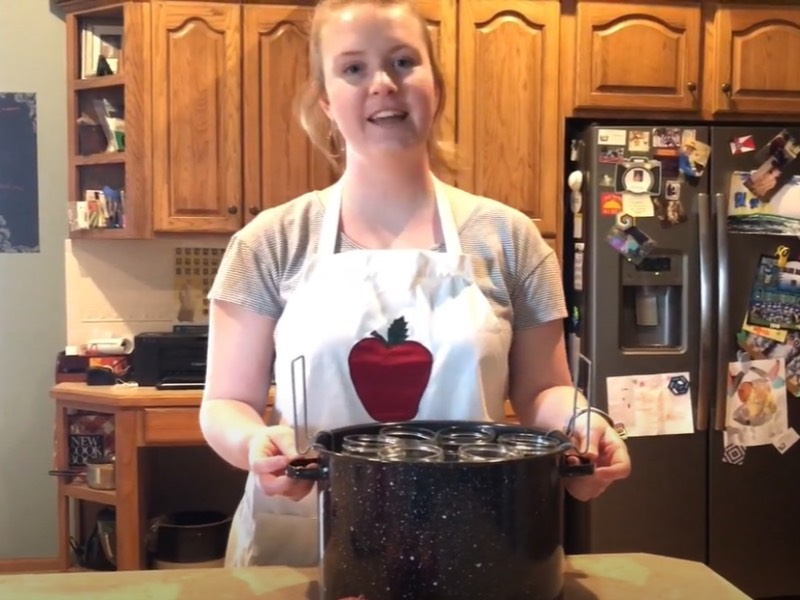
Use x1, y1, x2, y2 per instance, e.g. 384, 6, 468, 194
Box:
60, 0, 561, 240
573, 2, 701, 112
711, 5, 800, 116
457, 0, 560, 237
242, 4, 335, 224
60, 0, 800, 250
152, 2, 242, 233
567, 1, 800, 118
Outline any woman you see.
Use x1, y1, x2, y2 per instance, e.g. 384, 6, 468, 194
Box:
199, 0, 631, 568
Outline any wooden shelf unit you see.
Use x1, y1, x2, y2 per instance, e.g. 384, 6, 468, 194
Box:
64, 2, 151, 239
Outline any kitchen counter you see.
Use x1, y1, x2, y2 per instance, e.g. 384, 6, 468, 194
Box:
0, 553, 751, 599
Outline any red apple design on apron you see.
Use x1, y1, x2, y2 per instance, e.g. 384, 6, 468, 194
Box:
348, 316, 433, 422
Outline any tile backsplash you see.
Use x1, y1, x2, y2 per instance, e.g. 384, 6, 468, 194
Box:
64, 237, 229, 347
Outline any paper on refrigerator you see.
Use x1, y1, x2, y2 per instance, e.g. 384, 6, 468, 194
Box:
724, 358, 789, 447
606, 372, 694, 437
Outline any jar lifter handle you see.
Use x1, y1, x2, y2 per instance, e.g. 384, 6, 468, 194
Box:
291, 355, 314, 455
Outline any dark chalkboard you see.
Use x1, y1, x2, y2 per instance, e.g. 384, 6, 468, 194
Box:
0, 93, 39, 253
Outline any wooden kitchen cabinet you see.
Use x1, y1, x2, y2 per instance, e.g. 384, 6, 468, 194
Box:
568, 0, 800, 120
457, 0, 560, 237
710, 5, 800, 116
151, 2, 243, 233
59, 0, 563, 246
572, 1, 702, 112
160, 0, 560, 237
242, 5, 334, 223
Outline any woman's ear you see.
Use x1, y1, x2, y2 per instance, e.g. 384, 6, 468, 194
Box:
319, 95, 331, 119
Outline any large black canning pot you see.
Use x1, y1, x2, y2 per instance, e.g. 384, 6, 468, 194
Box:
287, 419, 593, 600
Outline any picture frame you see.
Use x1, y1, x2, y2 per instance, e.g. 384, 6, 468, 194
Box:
81, 20, 123, 79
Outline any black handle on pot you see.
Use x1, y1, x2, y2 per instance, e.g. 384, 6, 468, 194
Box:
286, 457, 328, 481
559, 454, 595, 478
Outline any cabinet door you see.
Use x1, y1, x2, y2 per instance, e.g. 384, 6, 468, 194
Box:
152, 2, 242, 233
713, 7, 800, 115
415, 0, 457, 185
457, 0, 560, 237
574, 2, 701, 111
243, 5, 335, 222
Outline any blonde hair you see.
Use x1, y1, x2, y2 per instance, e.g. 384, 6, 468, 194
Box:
296, 0, 457, 176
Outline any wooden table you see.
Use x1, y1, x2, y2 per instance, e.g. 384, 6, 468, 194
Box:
50, 382, 274, 572
0, 553, 752, 599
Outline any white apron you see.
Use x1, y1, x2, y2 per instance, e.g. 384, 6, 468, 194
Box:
224, 176, 512, 567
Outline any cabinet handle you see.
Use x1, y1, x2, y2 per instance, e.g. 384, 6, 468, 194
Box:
227, 205, 239, 215
687, 81, 697, 92
248, 206, 259, 216
721, 82, 732, 95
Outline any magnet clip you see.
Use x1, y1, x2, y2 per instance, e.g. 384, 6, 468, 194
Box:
775, 245, 790, 268
615, 213, 634, 230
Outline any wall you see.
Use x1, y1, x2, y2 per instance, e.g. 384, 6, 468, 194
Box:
0, 1, 67, 559
65, 238, 225, 346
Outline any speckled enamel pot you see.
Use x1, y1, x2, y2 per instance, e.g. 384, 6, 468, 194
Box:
288, 420, 593, 600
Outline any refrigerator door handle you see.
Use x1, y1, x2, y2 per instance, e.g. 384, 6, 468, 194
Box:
715, 192, 730, 431
697, 192, 712, 431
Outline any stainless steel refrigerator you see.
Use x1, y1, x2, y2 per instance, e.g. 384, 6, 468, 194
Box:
562, 122, 800, 600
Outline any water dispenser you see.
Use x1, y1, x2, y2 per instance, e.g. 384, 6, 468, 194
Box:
620, 252, 684, 350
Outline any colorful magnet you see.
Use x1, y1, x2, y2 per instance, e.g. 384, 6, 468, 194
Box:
730, 135, 756, 155
600, 192, 623, 215
746, 254, 800, 331
605, 213, 656, 264
679, 139, 711, 178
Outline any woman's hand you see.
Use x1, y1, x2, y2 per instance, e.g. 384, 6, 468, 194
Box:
564, 411, 631, 501
247, 425, 315, 501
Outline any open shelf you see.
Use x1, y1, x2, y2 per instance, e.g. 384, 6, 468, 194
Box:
72, 74, 125, 91
74, 152, 126, 166
62, 482, 117, 506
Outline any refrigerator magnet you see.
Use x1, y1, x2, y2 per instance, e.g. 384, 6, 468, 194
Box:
743, 130, 800, 203
606, 213, 656, 264
598, 128, 627, 146
745, 254, 800, 331
614, 158, 662, 195
600, 192, 623, 215
721, 440, 746, 465
621, 192, 655, 217
729, 135, 756, 155
772, 427, 799, 454
628, 130, 650, 152
651, 127, 682, 149
679, 139, 711, 178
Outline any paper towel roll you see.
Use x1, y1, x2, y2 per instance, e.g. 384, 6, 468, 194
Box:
87, 338, 134, 355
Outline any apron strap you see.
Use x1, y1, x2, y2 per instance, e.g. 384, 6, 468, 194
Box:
317, 175, 462, 255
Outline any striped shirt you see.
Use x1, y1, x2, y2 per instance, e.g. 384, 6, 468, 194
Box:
208, 182, 567, 330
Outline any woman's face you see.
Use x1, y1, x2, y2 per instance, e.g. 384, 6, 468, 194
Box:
318, 3, 438, 161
